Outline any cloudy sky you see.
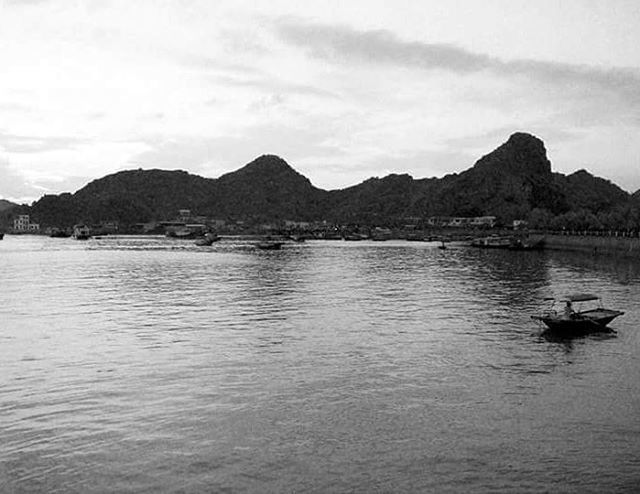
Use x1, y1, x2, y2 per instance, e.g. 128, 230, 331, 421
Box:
1, 0, 640, 203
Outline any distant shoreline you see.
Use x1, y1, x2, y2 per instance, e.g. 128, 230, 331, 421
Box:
5, 229, 640, 259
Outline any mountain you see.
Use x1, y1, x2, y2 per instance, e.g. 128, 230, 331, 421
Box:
0, 199, 18, 212
553, 169, 629, 214
325, 174, 430, 223
206, 155, 327, 221
31, 170, 216, 227
23, 133, 633, 229
417, 132, 569, 218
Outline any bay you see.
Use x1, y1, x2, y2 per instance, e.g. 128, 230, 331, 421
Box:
1, 235, 640, 493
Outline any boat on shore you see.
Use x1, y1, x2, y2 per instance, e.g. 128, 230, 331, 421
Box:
531, 293, 624, 334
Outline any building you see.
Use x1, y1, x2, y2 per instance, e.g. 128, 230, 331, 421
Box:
469, 216, 497, 227
13, 214, 40, 233
178, 209, 192, 222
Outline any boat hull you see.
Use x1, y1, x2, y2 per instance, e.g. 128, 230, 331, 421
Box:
533, 309, 624, 334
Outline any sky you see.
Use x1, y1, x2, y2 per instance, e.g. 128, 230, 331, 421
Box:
1, 0, 640, 203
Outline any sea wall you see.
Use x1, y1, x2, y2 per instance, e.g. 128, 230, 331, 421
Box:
542, 233, 640, 258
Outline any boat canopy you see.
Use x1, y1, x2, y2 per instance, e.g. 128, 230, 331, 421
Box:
564, 293, 600, 302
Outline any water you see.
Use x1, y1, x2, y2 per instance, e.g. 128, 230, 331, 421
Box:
1, 235, 640, 493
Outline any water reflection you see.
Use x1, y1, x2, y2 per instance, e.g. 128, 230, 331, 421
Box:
539, 327, 618, 352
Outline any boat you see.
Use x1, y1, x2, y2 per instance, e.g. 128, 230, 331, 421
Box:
194, 233, 220, 246
343, 233, 368, 241
50, 228, 71, 238
508, 236, 545, 251
470, 235, 513, 248
471, 234, 545, 250
72, 224, 91, 240
405, 234, 426, 242
531, 293, 624, 334
166, 227, 201, 239
256, 239, 284, 250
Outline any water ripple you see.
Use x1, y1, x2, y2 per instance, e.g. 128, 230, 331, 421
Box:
1, 236, 640, 492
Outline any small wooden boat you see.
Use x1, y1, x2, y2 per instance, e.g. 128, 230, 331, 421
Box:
531, 294, 624, 334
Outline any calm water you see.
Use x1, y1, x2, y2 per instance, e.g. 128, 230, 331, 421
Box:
1, 235, 640, 493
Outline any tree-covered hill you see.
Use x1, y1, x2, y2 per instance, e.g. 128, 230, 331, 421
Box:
21, 133, 636, 230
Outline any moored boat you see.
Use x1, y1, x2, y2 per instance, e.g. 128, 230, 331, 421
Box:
256, 239, 284, 250
471, 234, 545, 250
72, 224, 91, 240
50, 228, 71, 238
471, 235, 513, 248
194, 233, 220, 246
531, 293, 624, 334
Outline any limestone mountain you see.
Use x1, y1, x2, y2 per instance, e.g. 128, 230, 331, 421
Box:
206, 155, 327, 221
417, 133, 569, 219
23, 132, 633, 229
553, 169, 629, 214
325, 174, 432, 223
31, 169, 216, 227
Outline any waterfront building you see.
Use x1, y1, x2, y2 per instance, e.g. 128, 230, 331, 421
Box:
13, 214, 40, 233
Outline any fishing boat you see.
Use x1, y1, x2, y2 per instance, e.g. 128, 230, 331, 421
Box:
531, 294, 624, 334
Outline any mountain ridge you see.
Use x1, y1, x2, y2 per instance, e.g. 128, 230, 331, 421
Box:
0, 199, 18, 212
19, 132, 637, 230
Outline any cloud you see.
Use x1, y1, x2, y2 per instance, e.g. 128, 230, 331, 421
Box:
130, 123, 346, 187
208, 74, 341, 100
0, 158, 89, 203
0, 132, 87, 153
275, 20, 640, 111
